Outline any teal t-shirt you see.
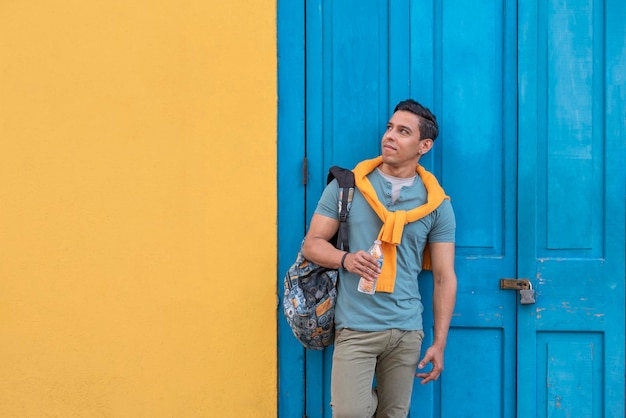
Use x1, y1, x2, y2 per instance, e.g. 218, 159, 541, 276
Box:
315, 168, 455, 331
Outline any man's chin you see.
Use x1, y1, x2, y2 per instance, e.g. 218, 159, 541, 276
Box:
380, 152, 393, 162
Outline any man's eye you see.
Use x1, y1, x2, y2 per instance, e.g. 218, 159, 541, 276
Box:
401, 129, 409, 134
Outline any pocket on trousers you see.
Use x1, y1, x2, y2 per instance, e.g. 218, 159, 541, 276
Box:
334, 327, 354, 345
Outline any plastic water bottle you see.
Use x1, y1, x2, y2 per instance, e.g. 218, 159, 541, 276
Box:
357, 240, 383, 294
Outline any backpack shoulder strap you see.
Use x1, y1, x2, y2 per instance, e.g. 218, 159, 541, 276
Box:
327, 166, 355, 189
327, 166, 355, 252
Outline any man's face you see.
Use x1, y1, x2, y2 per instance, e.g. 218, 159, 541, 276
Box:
381, 110, 428, 169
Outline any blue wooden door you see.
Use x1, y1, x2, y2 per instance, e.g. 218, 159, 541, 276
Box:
277, 0, 625, 417
517, 0, 626, 416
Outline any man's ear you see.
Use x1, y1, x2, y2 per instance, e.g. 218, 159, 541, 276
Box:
420, 138, 434, 154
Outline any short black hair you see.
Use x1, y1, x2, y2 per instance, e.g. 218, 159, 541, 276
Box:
394, 99, 439, 140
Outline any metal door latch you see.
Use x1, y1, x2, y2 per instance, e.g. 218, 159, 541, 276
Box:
500, 278, 535, 304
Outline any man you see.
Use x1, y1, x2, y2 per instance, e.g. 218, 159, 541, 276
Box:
302, 99, 457, 418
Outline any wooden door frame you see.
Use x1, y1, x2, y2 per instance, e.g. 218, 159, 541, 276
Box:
277, 1, 306, 417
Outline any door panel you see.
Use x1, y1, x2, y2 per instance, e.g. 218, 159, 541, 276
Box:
410, 1, 518, 417
518, 0, 625, 416
305, 0, 392, 196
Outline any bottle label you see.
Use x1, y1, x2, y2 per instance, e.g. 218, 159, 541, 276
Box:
357, 241, 383, 295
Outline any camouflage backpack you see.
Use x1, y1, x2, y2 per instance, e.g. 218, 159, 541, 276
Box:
282, 166, 355, 350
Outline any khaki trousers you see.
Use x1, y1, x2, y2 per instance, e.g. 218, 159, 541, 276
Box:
330, 328, 424, 418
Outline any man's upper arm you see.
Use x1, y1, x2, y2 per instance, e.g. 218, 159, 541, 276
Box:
306, 213, 340, 242
302, 180, 341, 258
429, 242, 456, 276
301, 213, 341, 263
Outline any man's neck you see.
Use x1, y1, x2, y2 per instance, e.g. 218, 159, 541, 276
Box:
379, 160, 420, 178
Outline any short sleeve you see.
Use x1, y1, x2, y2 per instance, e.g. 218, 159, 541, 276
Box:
314, 179, 340, 220
428, 199, 456, 243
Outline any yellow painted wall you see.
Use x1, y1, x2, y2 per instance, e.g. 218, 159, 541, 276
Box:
0, 1, 276, 417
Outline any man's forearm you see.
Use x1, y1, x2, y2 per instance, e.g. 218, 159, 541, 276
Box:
432, 274, 457, 348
